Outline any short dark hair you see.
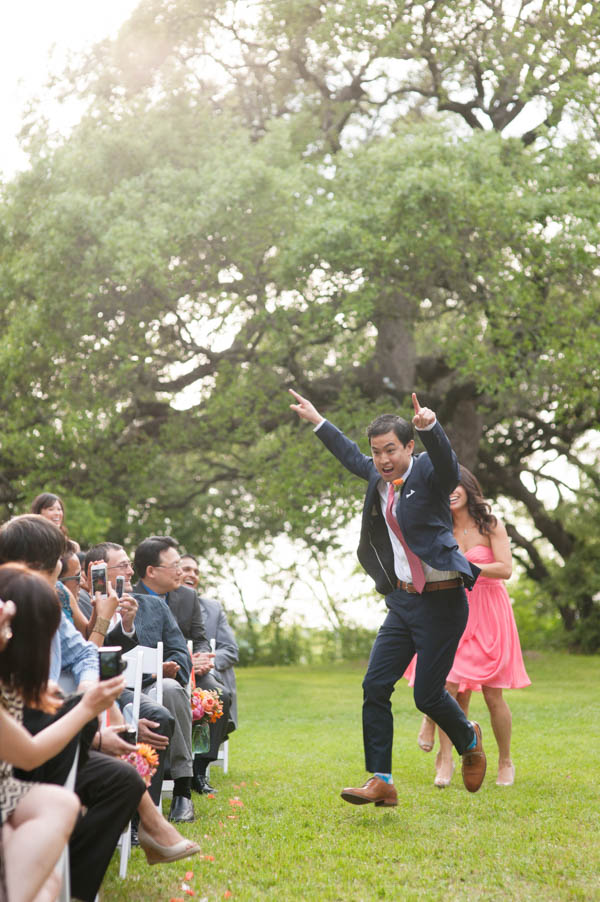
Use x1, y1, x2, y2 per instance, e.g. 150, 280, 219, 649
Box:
0, 514, 67, 573
83, 542, 124, 573
0, 564, 61, 705
180, 553, 198, 565
134, 536, 178, 579
366, 414, 414, 446
59, 546, 80, 580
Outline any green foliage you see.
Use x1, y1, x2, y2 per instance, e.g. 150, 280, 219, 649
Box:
229, 608, 376, 667
510, 578, 565, 652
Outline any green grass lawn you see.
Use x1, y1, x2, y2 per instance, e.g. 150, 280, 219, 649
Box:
101, 652, 600, 901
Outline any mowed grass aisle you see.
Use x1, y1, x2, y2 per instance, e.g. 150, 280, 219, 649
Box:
102, 653, 600, 901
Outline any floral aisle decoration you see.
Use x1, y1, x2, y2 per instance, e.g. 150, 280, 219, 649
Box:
190, 687, 224, 754
120, 742, 159, 787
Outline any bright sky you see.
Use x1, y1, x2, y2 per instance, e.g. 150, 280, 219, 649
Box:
1, 0, 140, 179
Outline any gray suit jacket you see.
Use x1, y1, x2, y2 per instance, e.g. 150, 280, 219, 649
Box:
200, 596, 239, 728
163, 584, 211, 655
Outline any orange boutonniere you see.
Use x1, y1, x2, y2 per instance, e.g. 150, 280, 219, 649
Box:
392, 478, 404, 490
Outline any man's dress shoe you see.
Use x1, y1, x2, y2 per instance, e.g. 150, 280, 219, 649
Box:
461, 721, 487, 792
168, 795, 195, 822
192, 775, 217, 795
340, 776, 398, 807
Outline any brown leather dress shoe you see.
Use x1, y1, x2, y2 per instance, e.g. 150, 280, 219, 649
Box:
461, 721, 486, 793
340, 776, 398, 807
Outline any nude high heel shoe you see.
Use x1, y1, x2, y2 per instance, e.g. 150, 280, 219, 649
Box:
417, 715, 435, 752
434, 753, 455, 788
496, 763, 515, 786
138, 823, 201, 866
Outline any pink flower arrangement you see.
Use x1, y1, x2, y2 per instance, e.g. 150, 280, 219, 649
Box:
191, 687, 224, 724
120, 742, 159, 787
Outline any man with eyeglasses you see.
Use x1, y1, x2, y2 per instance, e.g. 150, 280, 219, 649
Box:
83, 541, 191, 822
129, 535, 200, 822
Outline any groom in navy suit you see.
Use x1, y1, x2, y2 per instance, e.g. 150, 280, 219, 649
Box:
289, 389, 487, 803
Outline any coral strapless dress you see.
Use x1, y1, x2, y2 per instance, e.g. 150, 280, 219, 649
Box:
404, 545, 530, 692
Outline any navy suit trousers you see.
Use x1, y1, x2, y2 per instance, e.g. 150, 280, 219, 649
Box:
362, 586, 473, 773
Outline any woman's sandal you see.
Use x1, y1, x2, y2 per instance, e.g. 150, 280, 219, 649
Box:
417, 714, 436, 752
138, 823, 201, 866
496, 763, 515, 786
434, 760, 455, 788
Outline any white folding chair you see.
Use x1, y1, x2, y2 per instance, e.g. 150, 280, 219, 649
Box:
57, 744, 80, 902
205, 639, 229, 778
121, 643, 168, 806
111, 646, 148, 878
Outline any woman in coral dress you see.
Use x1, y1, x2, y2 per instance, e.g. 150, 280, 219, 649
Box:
407, 465, 530, 788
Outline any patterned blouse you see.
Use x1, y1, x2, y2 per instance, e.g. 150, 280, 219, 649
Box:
0, 683, 33, 823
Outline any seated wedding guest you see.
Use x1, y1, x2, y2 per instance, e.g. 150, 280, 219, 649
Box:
180, 554, 238, 794
0, 564, 125, 902
30, 492, 80, 552
0, 517, 199, 899
85, 541, 194, 823
58, 542, 89, 636
132, 537, 232, 799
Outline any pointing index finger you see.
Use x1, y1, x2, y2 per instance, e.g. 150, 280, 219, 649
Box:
288, 388, 302, 402
412, 392, 421, 414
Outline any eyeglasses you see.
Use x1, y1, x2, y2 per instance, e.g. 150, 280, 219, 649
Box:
108, 560, 132, 571
156, 561, 183, 571
63, 573, 82, 583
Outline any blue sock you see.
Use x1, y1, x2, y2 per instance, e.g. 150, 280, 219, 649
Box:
374, 772, 393, 784
465, 726, 477, 751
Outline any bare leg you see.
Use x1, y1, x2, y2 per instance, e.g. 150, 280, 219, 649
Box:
4, 784, 80, 902
434, 682, 459, 787
482, 685, 514, 785
32, 868, 61, 902
417, 714, 436, 752
137, 790, 189, 846
456, 689, 472, 717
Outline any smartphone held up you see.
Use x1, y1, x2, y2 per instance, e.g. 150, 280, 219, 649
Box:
98, 646, 126, 681
90, 562, 108, 598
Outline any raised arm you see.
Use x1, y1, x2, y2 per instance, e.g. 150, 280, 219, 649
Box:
288, 388, 324, 426
289, 387, 374, 481
411, 393, 459, 492
0, 675, 125, 770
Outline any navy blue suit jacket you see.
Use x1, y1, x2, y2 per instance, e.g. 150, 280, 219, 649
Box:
316, 419, 480, 595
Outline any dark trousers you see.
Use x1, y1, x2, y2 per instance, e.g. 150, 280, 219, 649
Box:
119, 688, 175, 805
17, 709, 146, 902
194, 673, 232, 762
362, 586, 473, 774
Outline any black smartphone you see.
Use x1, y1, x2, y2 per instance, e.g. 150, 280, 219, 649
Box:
115, 575, 125, 599
121, 725, 137, 745
98, 646, 126, 680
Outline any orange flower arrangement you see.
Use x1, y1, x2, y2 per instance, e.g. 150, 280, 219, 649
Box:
191, 687, 224, 724
120, 742, 159, 786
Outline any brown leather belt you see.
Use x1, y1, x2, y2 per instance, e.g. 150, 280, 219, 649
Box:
397, 577, 464, 594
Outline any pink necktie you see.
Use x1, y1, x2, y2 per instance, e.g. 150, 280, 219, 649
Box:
385, 482, 426, 593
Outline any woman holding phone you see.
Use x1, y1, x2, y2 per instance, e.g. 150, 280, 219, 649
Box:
0, 564, 125, 902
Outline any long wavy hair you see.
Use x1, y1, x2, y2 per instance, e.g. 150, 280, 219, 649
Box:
458, 466, 497, 536
0, 564, 61, 705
